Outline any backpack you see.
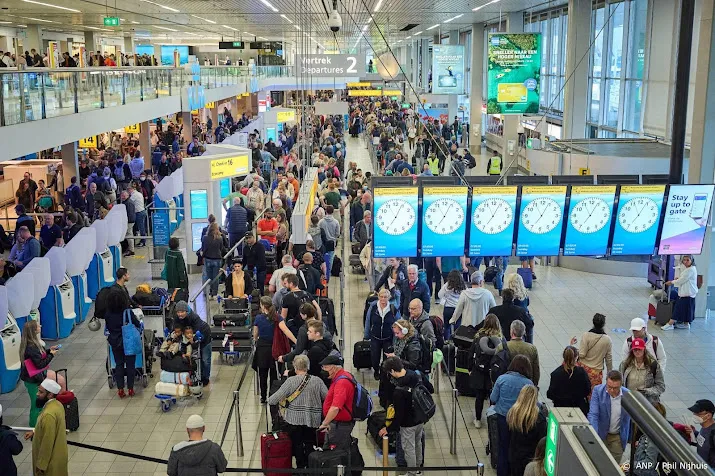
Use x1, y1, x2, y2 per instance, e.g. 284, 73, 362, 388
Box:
627, 335, 659, 357
474, 335, 502, 372
94, 286, 113, 319
489, 338, 511, 384
410, 378, 436, 424
429, 315, 445, 350
114, 163, 125, 182
335, 374, 373, 421
417, 334, 434, 373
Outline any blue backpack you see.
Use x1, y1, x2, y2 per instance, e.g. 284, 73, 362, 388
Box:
114, 163, 125, 182
335, 375, 372, 421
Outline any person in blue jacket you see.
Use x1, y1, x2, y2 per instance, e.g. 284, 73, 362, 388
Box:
0, 404, 23, 476
588, 370, 631, 464
399, 264, 431, 316
364, 288, 400, 380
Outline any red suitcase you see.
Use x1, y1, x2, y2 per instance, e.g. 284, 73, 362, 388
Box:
261, 405, 292, 476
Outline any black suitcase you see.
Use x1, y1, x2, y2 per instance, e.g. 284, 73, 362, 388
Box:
211, 325, 251, 339
351, 242, 362, 254
366, 410, 396, 453
442, 341, 456, 376
307, 437, 363, 476
453, 325, 477, 350
55, 369, 80, 431
353, 340, 372, 370
455, 348, 475, 396
223, 297, 249, 312
213, 313, 250, 327
486, 410, 499, 469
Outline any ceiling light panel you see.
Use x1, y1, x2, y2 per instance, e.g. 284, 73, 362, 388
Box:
22, 0, 80, 12
222, 25, 239, 31
373, 0, 383, 12
473, 0, 501, 12
280, 14, 293, 23
140, 0, 180, 13
259, 0, 279, 12
155, 26, 178, 31
425, 24, 439, 30
191, 15, 216, 24
21, 17, 54, 23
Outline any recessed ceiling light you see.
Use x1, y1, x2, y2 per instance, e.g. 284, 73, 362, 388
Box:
473, 0, 501, 12
140, 0, 180, 13
222, 25, 238, 31
413, 30, 423, 35
294, 25, 300, 30
21, 17, 55, 23
259, 0, 279, 12
405, 35, 411, 39
362, 25, 368, 32
85, 26, 111, 31
373, 0, 383, 12
280, 14, 292, 23
183, 32, 200, 36
0, 21, 11, 24
444, 14, 463, 22
17, 24, 27, 27
22, 0, 80, 12
155, 25, 178, 31
244, 31, 255, 36
426, 24, 439, 30
191, 15, 216, 24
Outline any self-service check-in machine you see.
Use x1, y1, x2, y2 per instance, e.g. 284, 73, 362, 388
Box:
65, 227, 96, 323
87, 219, 115, 299
39, 248, 76, 340
7, 271, 34, 332
0, 286, 20, 394
25, 258, 53, 339
106, 205, 128, 274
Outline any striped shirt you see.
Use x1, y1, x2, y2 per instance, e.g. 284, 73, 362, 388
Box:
267, 374, 328, 428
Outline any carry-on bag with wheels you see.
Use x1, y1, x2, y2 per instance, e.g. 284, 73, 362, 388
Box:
54, 369, 79, 431
517, 267, 533, 289
442, 341, 456, 375
486, 406, 499, 469
453, 325, 477, 350
260, 405, 292, 476
656, 284, 674, 325
353, 340, 372, 370
455, 348, 475, 396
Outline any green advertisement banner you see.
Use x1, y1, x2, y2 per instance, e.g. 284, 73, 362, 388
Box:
487, 33, 542, 114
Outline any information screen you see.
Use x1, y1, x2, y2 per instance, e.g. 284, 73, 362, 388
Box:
611, 185, 666, 255
190, 189, 208, 220
219, 178, 231, 198
420, 186, 468, 257
373, 187, 419, 258
469, 186, 517, 257
658, 184, 715, 255
563, 185, 617, 256
191, 223, 204, 252
266, 127, 277, 142
516, 186, 567, 256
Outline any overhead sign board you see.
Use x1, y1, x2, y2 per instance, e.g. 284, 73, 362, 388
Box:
124, 123, 140, 134
420, 186, 468, 257
347, 82, 371, 87
487, 33, 542, 114
348, 89, 402, 97
79, 136, 97, 148
210, 155, 250, 180
431, 45, 465, 94
103, 17, 120, 27
276, 110, 296, 123
295, 54, 365, 77
205, 102, 215, 109
219, 41, 245, 49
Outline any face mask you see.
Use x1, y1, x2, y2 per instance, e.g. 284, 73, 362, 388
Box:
35, 395, 48, 409
693, 415, 705, 424
140, 177, 146, 181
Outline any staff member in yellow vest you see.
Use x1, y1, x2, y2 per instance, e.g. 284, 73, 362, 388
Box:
487, 154, 503, 176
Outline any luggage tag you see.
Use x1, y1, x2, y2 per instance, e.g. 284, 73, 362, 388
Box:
229, 341, 235, 352
222, 334, 229, 348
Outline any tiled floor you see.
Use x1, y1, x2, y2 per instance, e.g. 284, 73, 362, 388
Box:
2, 136, 715, 476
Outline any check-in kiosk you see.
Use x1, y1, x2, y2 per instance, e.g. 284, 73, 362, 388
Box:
87, 219, 115, 299
64, 227, 95, 323
7, 271, 34, 332
24, 258, 52, 339
262, 107, 296, 144
106, 205, 128, 274
0, 286, 20, 394
39, 248, 76, 339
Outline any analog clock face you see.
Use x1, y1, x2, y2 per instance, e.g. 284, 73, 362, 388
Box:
425, 198, 465, 235
521, 197, 562, 234
376, 198, 416, 236
569, 197, 611, 234
618, 197, 659, 233
473, 197, 513, 235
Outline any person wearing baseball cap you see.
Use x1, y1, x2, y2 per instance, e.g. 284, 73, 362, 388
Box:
318, 354, 356, 452
0, 402, 24, 476
24, 378, 68, 476
618, 338, 665, 404
685, 399, 715, 468
622, 317, 667, 371
172, 301, 212, 386
167, 415, 227, 476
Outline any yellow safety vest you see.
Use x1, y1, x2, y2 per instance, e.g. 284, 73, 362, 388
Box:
427, 156, 440, 175
488, 156, 502, 175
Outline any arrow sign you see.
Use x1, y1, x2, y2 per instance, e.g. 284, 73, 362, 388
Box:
544, 411, 559, 476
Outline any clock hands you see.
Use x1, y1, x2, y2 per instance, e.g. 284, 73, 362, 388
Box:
437, 202, 454, 226
387, 202, 406, 229
631, 202, 648, 226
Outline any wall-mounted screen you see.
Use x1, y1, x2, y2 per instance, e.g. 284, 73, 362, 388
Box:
516, 186, 567, 256
135, 45, 154, 57
266, 127, 277, 143
191, 222, 204, 252
611, 185, 666, 255
469, 186, 517, 257
563, 185, 617, 256
658, 184, 715, 255
373, 187, 419, 258
219, 178, 231, 198
190, 189, 208, 220
160, 45, 189, 65
420, 186, 468, 257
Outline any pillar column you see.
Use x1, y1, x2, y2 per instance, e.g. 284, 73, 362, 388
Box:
181, 111, 193, 144
61, 142, 78, 184
84, 32, 96, 53
124, 36, 134, 65
139, 121, 151, 169
447, 30, 460, 126
562, 0, 591, 139
421, 39, 429, 91
470, 23, 485, 153
411, 40, 419, 88
687, 0, 715, 318
25, 25, 42, 54
210, 105, 219, 127
501, 12, 524, 164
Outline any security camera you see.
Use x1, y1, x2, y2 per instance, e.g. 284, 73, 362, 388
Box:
328, 0, 342, 32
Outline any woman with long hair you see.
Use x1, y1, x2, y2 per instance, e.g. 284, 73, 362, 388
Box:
438, 269, 467, 340
275, 211, 289, 265
619, 338, 665, 403
470, 314, 504, 428
19, 321, 65, 426
546, 346, 591, 415
572, 313, 613, 399
506, 385, 547, 476
523, 437, 547, 476
253, 296, 279, 403
505, 273, 532, 342
200, 222, 226, 298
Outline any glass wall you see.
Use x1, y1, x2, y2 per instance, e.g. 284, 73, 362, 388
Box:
587, 0, 648, 137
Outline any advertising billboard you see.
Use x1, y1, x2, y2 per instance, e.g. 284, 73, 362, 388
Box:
373, 187, 419, 258
421, 186, 468, 257
160, 45, 189, 65
469, 186, 518, 257
658, 184, 715, 255
563, 186, 617, 256
431, 45, 465, 95
189, 189, 208, 220
610, 185, 666, 256
516, 186, 567, 256
487, 33, 541, 114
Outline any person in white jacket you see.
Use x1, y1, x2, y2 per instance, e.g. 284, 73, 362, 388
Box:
662, 254, 698, 330
622, 317, 667, 371
449, 271, 496, 329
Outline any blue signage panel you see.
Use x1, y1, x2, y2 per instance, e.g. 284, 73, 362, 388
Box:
190, 189, 208, 220
420, 186, 468, 257
469, 186, 517, 257
563, 185, 617, 256
658, 184, 715, 255
373, 187, 419, 258
152, 211, 170, 247
220, 178, 231, 198
611, 185, 666, 256
516, 186, 567, 256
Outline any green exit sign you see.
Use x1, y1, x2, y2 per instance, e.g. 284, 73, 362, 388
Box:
103, 17, 120, 27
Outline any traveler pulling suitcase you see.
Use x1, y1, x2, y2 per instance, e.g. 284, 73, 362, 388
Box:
455, 348, 475, 396
655, 285, 674, 325
353, 340, 372, 370
261, 405, 292, 476
486, 406, 499, 469
517, 267, 533, 289
54, 368, 79, 431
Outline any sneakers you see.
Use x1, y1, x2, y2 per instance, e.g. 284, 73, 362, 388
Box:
473, 419, 482, 429
661, 323, 675, 330
128, 389, 135, 397
675, 322, 691, 329
260, 398, 267, 405
435, 298, 441, 305
117, 389, 126, 399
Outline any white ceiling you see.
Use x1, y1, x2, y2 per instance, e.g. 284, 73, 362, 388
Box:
0, 0, 559, 52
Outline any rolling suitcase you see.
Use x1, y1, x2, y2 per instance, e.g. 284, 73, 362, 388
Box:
223, 297, 249, 312
442, 341, 456, 376
517, 267, 533, 289
455, 348, 475, 396
483, 266, 499, 283
486, 407, 499, 469
54, 369, 79, 431
453, 325, 477, 350
351, 242, 362, 255
309, 437, 364, 476
261, 406, 292, 476
353, 340, 372, 370
213, 313, 250, 327
655, 286, 674, 325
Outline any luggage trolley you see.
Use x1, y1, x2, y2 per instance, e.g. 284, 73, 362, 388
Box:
135, 297, 169, 348
105, 319, 152, 390
154, 334, 204, 412
213, 297, 252, 365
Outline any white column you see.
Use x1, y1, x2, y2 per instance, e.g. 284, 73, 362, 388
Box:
61, 142, 78, 184
139, 121, 151, 170
562, 0, 591, 139
411, 40, 419, 88
688, 0, 715, 318
470, 23, 485, 153
84, 31, 96, 53
25, 25, 43, 54
421, 39, 430, 91
447, 30, 460, 123
123, 36, 134, 61
501, 12, 524, 165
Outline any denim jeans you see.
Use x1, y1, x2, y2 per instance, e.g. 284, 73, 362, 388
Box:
324, 251, 335, 280
200, 344, 212, 384
444, 307, 459, 341
135, 210, 147, 245
493, 256, 509, 291
203, 258, 222, 296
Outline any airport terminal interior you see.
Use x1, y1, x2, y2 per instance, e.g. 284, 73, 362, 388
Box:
0, 0, 714, 475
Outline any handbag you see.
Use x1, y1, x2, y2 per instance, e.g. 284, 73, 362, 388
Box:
271, 322, 291, 360
196, 250, 204, 266
121, 309, 142, 356
24, 352, 49, 377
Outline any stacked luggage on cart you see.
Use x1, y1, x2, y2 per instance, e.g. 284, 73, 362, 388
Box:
262, 240, 277, 291
212, 296, 253, 364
